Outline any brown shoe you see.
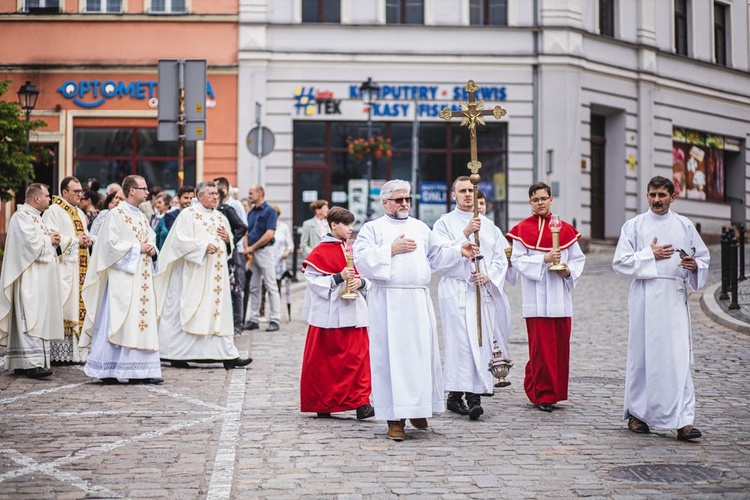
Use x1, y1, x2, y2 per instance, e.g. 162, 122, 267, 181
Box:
677, 425, 702, 441
409, 418, 428, 430
628, 417, 650, 434
386, 421, 406, 441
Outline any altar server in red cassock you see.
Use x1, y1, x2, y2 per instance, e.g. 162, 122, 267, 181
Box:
507, 182, 585, 412
300, 207, 374, 420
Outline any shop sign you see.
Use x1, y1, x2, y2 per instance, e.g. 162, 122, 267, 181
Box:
57, 79, 217, 109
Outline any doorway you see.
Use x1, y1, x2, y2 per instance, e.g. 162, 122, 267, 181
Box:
590, 115, 606, 240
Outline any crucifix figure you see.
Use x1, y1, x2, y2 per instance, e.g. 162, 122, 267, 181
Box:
439, 80, 506, 346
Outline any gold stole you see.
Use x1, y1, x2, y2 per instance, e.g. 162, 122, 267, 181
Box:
53, 195, 88, 337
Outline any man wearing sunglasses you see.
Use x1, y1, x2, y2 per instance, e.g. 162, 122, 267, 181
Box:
43, 176, 93, 365
353, 179, 477, 441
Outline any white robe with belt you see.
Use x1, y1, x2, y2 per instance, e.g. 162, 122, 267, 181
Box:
433, 209, 512, 395
612, 209, 709, 429
353, 215, 464, 421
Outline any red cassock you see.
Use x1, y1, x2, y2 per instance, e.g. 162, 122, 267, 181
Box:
299, 240, 371, 413
507, 214, 581, 406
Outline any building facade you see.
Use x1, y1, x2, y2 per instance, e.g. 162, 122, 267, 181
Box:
0, 0, 239, 203
238, 0, 750, 239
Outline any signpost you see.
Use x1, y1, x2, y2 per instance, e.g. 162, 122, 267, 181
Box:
157, 59, 207, 188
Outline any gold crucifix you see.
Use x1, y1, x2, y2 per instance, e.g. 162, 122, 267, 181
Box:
439, 80, 507, 347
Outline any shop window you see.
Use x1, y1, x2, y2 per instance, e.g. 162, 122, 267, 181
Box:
25, 0, 60, 12
85, 0, 122, 13
469, 0, 507, 26
598, 0, 615, 37
714, 2, 728, 66
150, 0, 186, 14
292, 120, 507, 229
302, 0, 340, 23
386, 0, 423, 25
74, 127, 196, 194
674, 0, 689, 56
672, 128, 734, 202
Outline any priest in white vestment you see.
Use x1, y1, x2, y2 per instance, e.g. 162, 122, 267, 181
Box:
612, 176, 709, 441
43, 176, 93, 363
353, 179, 476, 441
433, 176, 513, 421
80, 175, 163, 384
0, 184, 64, 378
155, 181, 252, 370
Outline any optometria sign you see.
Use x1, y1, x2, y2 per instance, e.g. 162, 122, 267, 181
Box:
57, 79, 217, 109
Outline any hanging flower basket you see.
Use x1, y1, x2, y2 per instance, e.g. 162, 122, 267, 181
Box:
346, 135, 393, 162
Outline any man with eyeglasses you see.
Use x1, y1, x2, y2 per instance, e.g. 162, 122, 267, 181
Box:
507, 182, 586, 413
79, 175, 163, 384
155, 181, 252, 370
353, 179, 477, 441
433, 176, 514, 421
43, 176, 93, 364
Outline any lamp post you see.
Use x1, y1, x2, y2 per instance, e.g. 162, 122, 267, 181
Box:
359, 76, 380, 220
17, 81, 39, 156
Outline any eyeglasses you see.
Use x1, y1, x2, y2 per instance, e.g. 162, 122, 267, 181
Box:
133, 187, 149, 191
388, 197, 412, 204
530, 196, 551, 203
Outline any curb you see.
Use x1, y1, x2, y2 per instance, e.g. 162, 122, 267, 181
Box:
700, 281, 750, 334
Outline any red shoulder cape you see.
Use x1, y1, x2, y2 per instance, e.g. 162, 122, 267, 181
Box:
302, 240, 360, 276
507, 214, 581, 251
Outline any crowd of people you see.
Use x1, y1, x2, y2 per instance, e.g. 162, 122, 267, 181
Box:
0, 173, 708, 443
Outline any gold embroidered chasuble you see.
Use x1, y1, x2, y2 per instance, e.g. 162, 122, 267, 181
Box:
42, 196, 89, 337
79, 202, 159, 351
0, 204, 64, 345
155, 204, 235, 337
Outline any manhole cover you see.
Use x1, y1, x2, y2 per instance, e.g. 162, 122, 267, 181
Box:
570, 376, 623, 385
610, 464, 722, 483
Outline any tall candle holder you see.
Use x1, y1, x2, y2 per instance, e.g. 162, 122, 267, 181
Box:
340, 244, 359, 300
547, 215, 568, 272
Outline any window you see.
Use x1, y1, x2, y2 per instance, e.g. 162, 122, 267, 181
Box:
386, 0, 423, 25
599, 0, 615, 37
85, 0, 122, 13
674, 0, 689, 55
150, 0, 186, 14
25, 0, 59, 11
302, 0, 340, 23
74, 128, 196, 192
714, 2, 728, 66
469, 0, 507, 26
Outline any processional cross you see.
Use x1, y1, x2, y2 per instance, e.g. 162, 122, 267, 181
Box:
439, 80, 507, 346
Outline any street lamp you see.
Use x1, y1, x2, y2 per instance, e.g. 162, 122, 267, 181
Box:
17, 81, 39, 155
359, 76, 380, 220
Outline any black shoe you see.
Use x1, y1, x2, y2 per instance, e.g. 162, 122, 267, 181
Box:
538, 403, 553, 413
101, 378, 121, 385
466, 393, 484, 421
243, 321, 260, 330
223, 357, 253, 370
170, 361, 190, 368
266, 322, 279, 332
446, 394, 470, 416
317, 412, 332, 418
356, 404, 375, 420
128, 378, 163, 385
24, 367, 53, 379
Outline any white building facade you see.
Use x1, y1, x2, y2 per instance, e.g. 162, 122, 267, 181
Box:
238, 0, 750, 240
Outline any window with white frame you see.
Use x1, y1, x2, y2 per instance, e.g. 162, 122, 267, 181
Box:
469, 0, 507, 26
150, 0, 186, 14
25, 0, 60, 10
85, 0, 122, 13
714, 2, 729, 66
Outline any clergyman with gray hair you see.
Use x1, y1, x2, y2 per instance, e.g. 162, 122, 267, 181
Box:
352, 179, 477, 441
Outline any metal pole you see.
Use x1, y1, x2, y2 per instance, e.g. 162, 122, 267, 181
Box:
365, 104, 373, 221
24, 110, 31, 155
739, 224, 746, 281
256, 102, 263, 185
177, 60, 185, 189
720, 227, 729, 300
729, 232, 740, 310
411, 96, 419, 216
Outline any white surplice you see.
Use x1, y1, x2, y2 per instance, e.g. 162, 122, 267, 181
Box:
612, 209, 709, 429
0, 204, 64, 371
353, 215, 465, 421
155, 204, 239, 361
43, 200, 90, 362
433, 209, 512, 395
81, 202, 162, 380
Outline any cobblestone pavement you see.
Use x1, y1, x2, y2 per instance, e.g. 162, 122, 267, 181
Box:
1, 247, 749, 498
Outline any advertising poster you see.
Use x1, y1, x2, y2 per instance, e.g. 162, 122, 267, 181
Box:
348, 179, 384, 230
672, 128, 726, 202
419, 181, 447, 227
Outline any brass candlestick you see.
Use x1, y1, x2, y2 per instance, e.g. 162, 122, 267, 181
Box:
340, 252, 359, 300
547, 215, 567, 272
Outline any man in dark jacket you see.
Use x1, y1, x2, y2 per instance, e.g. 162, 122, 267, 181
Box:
216, 182, 248, 336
